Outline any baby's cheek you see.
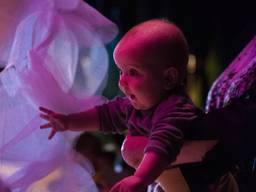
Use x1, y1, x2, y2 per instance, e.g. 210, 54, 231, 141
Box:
121, 135, 148, 168
132, 79, 145, 89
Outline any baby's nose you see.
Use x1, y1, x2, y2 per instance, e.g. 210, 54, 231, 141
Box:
119, 75, 128, 88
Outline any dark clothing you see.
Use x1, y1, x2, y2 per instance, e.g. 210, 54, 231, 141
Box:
180, 163, 239, 192
97, 93, 201, 163
190, 97, 256, 192
194, 98, 256, 163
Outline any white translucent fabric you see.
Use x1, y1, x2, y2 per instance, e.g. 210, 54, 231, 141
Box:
0, 0, 117, 191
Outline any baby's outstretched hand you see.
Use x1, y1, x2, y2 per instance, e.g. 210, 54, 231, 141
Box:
39, 107, 69, 139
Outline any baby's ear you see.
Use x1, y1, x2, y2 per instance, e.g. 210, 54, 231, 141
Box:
164, 67, 178, 90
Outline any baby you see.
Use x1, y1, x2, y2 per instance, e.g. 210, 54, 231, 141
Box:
40, 19, 201, 191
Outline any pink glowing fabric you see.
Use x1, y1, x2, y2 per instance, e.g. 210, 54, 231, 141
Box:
0, 0, 117, 191
206, 36, 256, 112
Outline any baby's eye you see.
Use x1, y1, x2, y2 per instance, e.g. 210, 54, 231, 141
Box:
129, 69, 139, 76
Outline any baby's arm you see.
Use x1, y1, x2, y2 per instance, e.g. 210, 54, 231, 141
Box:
39, 107, 100, 139
121, 136, 186, 192
121, 135, 219, 191
122, 135, 218, 167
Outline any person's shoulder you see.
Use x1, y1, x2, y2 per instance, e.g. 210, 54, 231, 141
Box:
155, 93, 201, 117
151, 93, 202, 126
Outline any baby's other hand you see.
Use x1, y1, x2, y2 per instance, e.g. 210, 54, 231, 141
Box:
39, 107, 69, 139
109, 175, 147, 192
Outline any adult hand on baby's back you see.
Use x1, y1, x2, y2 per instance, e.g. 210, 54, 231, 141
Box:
39, 107, 69, 139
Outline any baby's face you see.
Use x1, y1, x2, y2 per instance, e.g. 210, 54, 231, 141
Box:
114, 45, 167, 110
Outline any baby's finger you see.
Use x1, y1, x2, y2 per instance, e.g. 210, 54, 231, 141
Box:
40, 114, 50, 121
39, 107, 53, 114
48, 129, 56, 140
40, 123, 52, 129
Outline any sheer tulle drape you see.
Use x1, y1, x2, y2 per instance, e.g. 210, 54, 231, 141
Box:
0, 0, 117, 191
